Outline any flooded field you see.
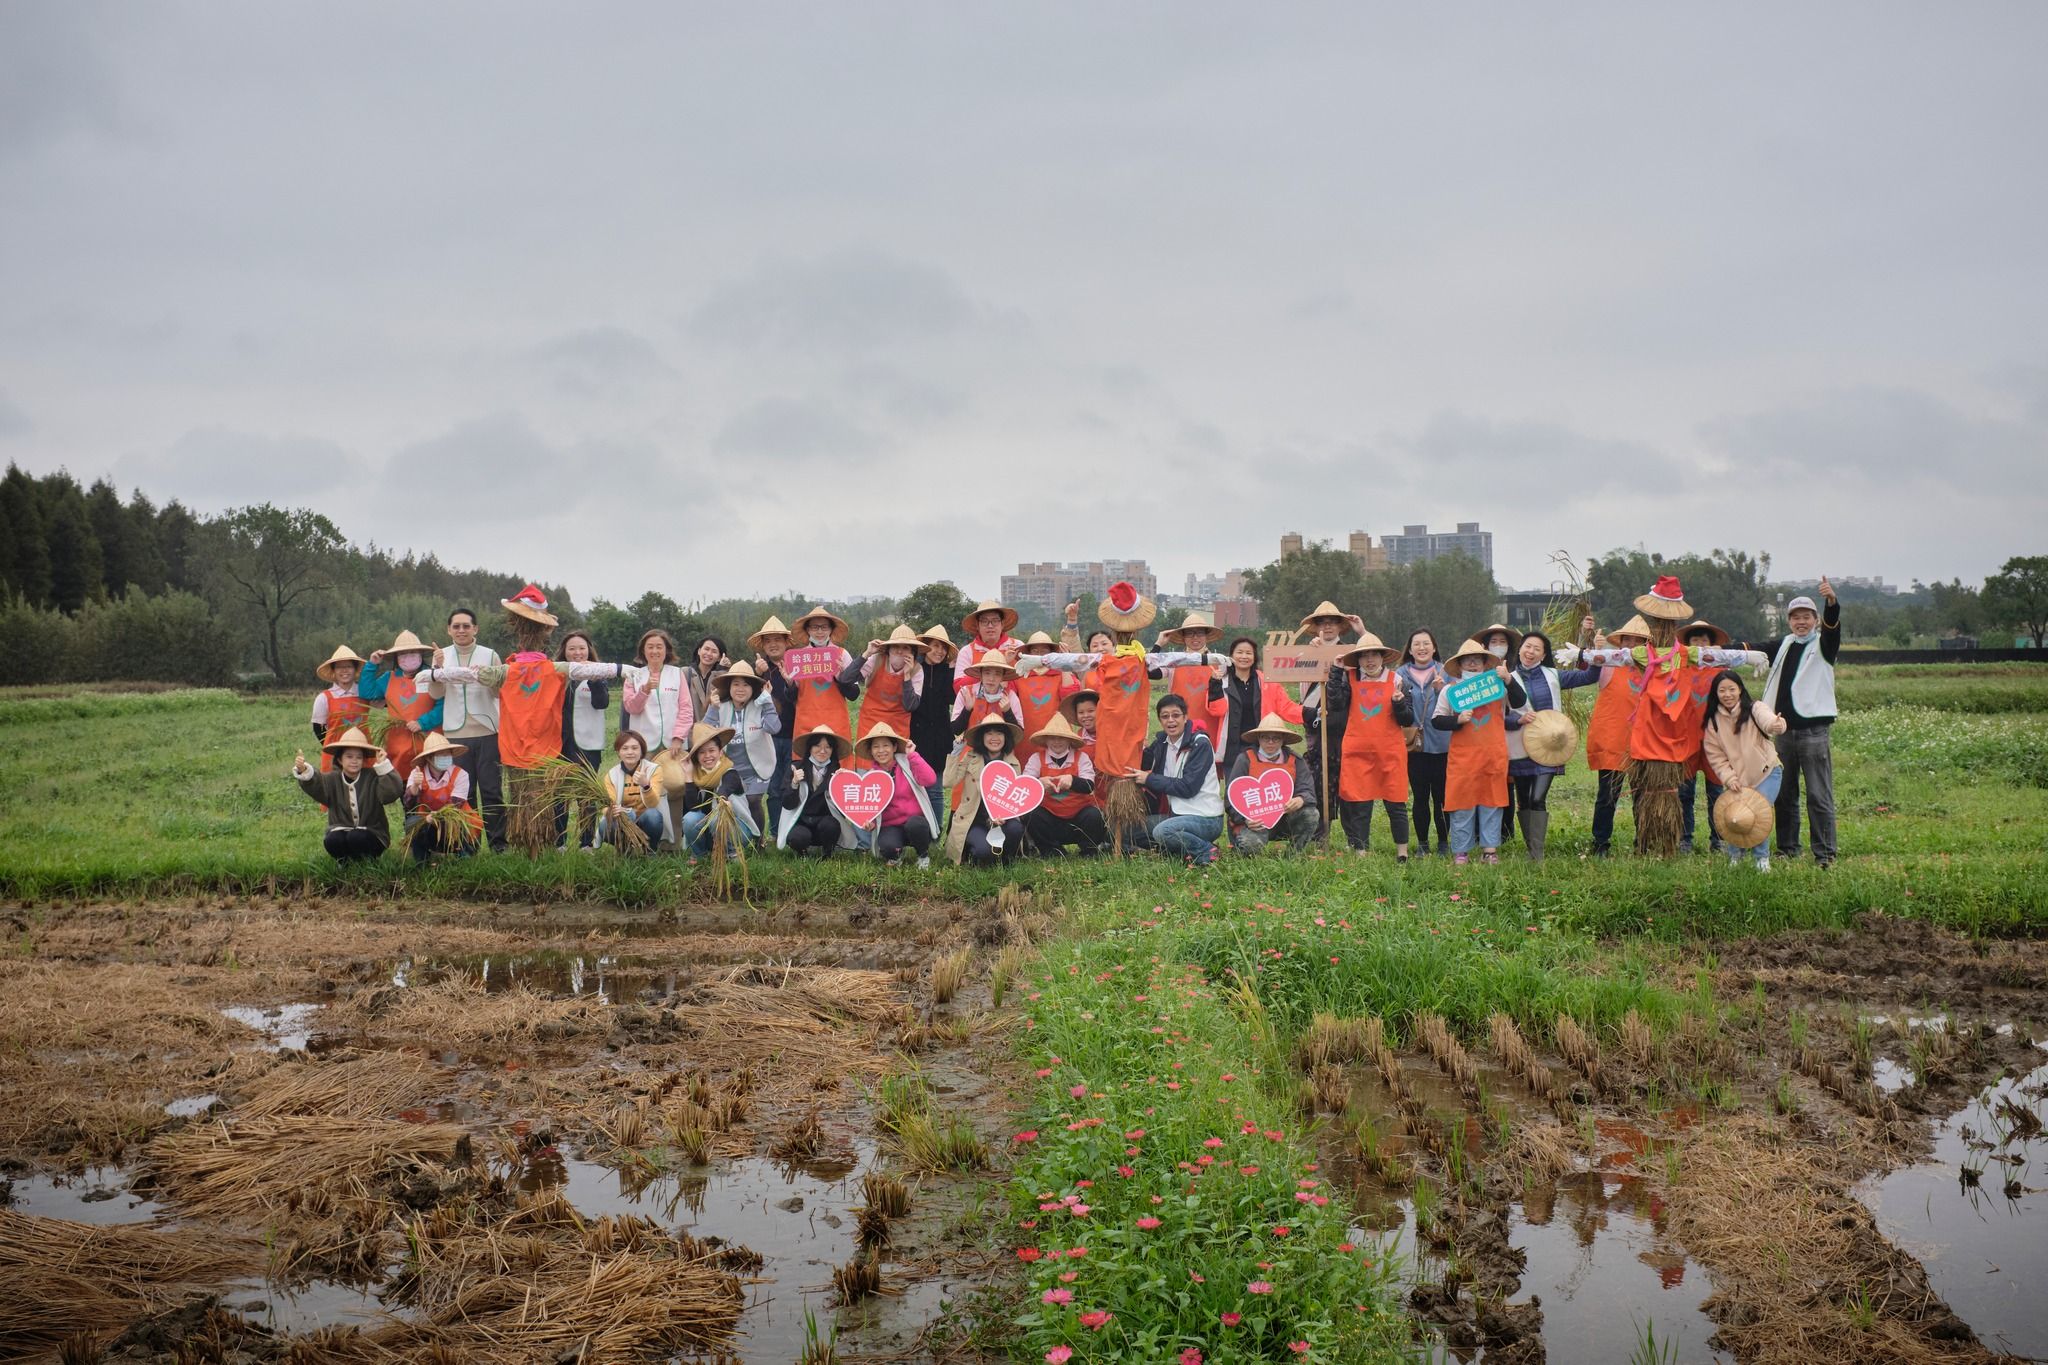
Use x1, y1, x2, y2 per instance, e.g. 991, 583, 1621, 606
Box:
0, 894, 1030, 1362
2, 899, 2045, 1363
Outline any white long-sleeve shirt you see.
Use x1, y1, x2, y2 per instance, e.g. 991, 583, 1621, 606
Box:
425, 645, 500, 738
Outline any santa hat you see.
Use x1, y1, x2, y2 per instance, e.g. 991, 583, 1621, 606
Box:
1097, 580, 1157, 633
502, 584, 559, 628
1632, 576, 1695, 623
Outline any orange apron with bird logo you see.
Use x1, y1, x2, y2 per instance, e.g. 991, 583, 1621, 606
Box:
794, 651, 852, 741
1584, 664, 1641, 771
1013, 670, 1067, 763
1091, 652, 1151, 778
381, 676, 435, 781
1445, 694, 1509, 812
498, 657, 566, 770
1339, 674, 1408, 803
319, 690, 369, 773
859, 663, 915, 743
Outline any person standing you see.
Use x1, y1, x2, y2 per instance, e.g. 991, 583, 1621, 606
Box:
856, 626, 927, 747
1504, 630, 1599, 863
1576, 614, 1651, 857
684, 636, 730, 729
1327, 633, 1415, 860
623, 628, 690, 758
1748, 579, 1842, 867
1398, 630, 1451, 856
310, 646, 371, 771
360, 631, 443, 783
553, 629, 610, 850
787, 606, 862, 741
911, 626, 959, 824
1208, 637, 1305, 774
956, 601, 1023, 688
1432, 639, 1527, 865
1296, 601, 1362, 840
705, 660, 781, 837
1156, 611, 1223, 741
430, 608, 505, 851
749, 616, 800, 809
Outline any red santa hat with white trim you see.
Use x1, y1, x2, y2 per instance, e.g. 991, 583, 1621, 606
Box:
502, 583, 559, 628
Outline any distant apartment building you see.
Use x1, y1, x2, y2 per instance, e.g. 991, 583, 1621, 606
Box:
1182, 569, 1250, 605
1001, 560, 1157, 612
1381, 522, 1493, 572
1778, 575, 1898, 596
1278, 531, 1390, 573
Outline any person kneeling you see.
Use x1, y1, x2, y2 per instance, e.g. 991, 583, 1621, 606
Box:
779, 726, 858, 857
945, 716, 1026, 867
294, 727, 402, 863
673, 722, 760, 855
1023, 714, 1108, 855
1226, 713, 1319, 854
601, 732, 667, 852
856, 723, 940, 869
1137, 694, 1225, 866
403, 732, 480, 860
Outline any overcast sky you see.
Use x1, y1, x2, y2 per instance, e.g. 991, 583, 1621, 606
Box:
3, 2, 2044, 606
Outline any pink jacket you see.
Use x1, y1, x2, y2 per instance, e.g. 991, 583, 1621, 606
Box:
879, 751, 938, 827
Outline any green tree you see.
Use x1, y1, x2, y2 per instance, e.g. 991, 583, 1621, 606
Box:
1243, 543, 1370, 638
1925, 578, 1981, 638
43, 480, 104, 614
156, 499, 202, 594
1982, 555, 2048, 648
123, 490, 169, 596
1355, 552, 1500, 645
0, 464, 52, 606
1587, 546, 1772, 640
583, 598, 644, 662
899, 581, 977, 634
85, 478, 137, 598
210, 504, 353, 679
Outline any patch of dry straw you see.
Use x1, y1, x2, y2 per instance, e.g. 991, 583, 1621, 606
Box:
147, 1116, 468, 1220
331, 977, 609, 1057
234, 1051, 447, 1122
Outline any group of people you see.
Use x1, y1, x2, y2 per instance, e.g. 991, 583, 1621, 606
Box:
295, 574, 1843, 871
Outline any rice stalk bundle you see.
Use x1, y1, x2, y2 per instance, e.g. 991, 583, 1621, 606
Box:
0, 1211, 261, 1360
236, 1051, 445, 1121
1105, 778, 1148, 856
770, 1108, 825, 1162
927, 947, 971, 1005
860, 1172, 911, 1218
147, 1116, 468, 1219
399, 801, 483, 860
1372, 1043, 1410, 1105
1555, 1015, 1603, 1092
504, 765, 560, 857
1629, 758, 1686, 857
531, 753, 613, 851
1538, 550, 1596, 727
705, 797, 751, 903
711, 964, 903, 1024
1488, 1013, 1555, 1100
1416, 1012, 1477, 1087
1620, 1009, 1657, 1067
1309, 1062, 1350, 1113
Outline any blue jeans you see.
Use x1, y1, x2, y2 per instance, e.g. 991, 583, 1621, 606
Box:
1726, 769, 1783, 864
1146, 813, 1223, 864
600, 808, 664, 848
1449, 806, 1503, 855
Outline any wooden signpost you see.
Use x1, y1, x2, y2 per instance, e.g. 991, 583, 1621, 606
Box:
1263, 630, 1354, 845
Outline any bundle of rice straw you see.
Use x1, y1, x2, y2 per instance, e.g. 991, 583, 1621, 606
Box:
401, 802, 483, 859
1105, 777, 1148, 856
705, 797, 751, 902
0, 1211, 257, 1359
533, 755, 649, 854
1630, 759, 1686, 856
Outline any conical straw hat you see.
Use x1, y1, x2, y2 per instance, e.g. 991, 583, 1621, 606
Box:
681, 721, 738, 756
854, 721, 914, 761
871, 624, 925, 651
1336, 632, 1399, 668
1713, 787, 1774, 850
1521, 710, 1579, 767
1634, 576, 1695, 622
317, 645, 367, 683
416, 731, 468, 762
1607, 615, 1653, 645
1031, 712, 1086, 747
1097, 581, 1156, 633
747, 616, 793, 653
321, 725, 380, 755
1298, 600, 1362, 634
1158, 611, 1216, 644
917, 623, 959, 662
1241, 711, 1303, 746
382, 629, 430, 659
791, 606, 849, 643
1444, 638, 1495, 670
709, 659, 765, 698
960, 600, 1020, 636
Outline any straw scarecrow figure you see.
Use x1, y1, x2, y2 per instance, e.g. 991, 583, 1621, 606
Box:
417, 585, 627, 853
1573, 577, 1765, 856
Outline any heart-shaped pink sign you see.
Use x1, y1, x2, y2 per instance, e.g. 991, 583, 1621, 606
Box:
829, 767, 895, 826
979, 763, 1045, 822
1227, 768, 1294, 829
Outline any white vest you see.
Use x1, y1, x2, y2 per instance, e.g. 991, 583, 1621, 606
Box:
439, 645, 500, 735
1506, 665, 1561, 763
710, 698, 778, 787
1765, 635, 1836, 720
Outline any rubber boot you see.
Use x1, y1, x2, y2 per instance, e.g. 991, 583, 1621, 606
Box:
1523, 810, 1549, 863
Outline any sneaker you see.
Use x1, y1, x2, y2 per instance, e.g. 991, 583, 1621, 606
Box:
1757, 857, 1772, 873
1727, 852, 1742, 868
1396, 854, 1409, 865
1481, 851, 1499, 865
1679, 840, 1694, 855
916, 855, 931, 871
1454, 853, 1470, 865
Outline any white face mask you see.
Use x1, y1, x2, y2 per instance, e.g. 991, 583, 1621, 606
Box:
1488, 642, 1508, 658
431, 754, 454, 772
809, 630, 832, 646
1258, 742, 1283, 761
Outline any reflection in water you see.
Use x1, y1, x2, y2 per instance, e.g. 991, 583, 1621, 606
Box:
220, 1003, 322, 1051
4, 1167, 164, 1224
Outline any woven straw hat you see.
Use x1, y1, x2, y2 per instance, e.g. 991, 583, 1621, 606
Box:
1241, 711, 1303, 747
1607, 615, 1653, 646
961, 600, 1020, 637
1031, 712, 1086, 747
917, 623, 960, 663
854, 721, 914, 762
747, 615, 793, 654
1097, 581, 1157, 633
317, 645, 368, 683
681, 721, 738, 757
709, 659, 766, 699
870, 624, 926, 653
382, 629, 430, 660
964, 652, 1017, 678
1019, 630, 1058, 654
1521, 710, 1579, 767
415, 731, 468, 762
794, 724, 852, 762
1336, 632, 1400, 668
1444, 638, 1496, 671
1477, 622, 1524, 654
964, 714, 1024, 751
791, 606, 850, 644
1634, 576, 1696, 622
1680, 619, 1731, 648
1298, 600, 1363, 635
501, 584, 559, 628
1060, 688, 1099, 724
1158, 611, 1217, 645
321, 725, 380, 756
1713, 787, 1775, 850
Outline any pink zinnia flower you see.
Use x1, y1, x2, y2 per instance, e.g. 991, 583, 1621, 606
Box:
1070, 1083, 1088, 1097
1247, 1280, 1274, 1294
1016, 1247, 1042, 1261
1058, 1270, 1078, 1283
1180, 1350, 1204, 1365
1013, 1130, 1039, 1143
1271, 1225, 1291, 1237
1289, 1343, 1310, 1355
1079, 1310, 1114, 1330
1042, 1288, 1073, 1305
1202, 1136, 1225, 1148
1045, 1348, 1072, 1365
1136, 1216, 1161, 1229
1221, 1311, 1242, 1327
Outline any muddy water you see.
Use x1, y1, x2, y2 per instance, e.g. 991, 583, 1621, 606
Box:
217, 1277, 417, 1334
1856, 1057, 2048, 1360
529, 1140, 886, 1360
220, 1002, 321, 1050
3, 1165, 165, 1223
1511, 1169, 1726, 1364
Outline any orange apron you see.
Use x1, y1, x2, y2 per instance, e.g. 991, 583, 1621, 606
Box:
1038, 748, 1093, 819
1444, 694, 1509, 811
1013, 671, 1067, 763
950, 690, 1013, 803
498, 657, 566, 770
859, 663, 916, 743
381, 676, 435, 781
794, 651, 852, 741
1628, 650, 1704, 765
1681, 665, 1715, 779
1244, 753, 1300, 826
415, 764, 483, 841
1584, 665, 1641, 771
1092, 653, 1151, 778
1339, 675, 1408, 803
319, 690, 369, 773
1166, 665, 1214, 741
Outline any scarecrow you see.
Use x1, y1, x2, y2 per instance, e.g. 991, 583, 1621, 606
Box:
416, 585, 626, 853
1573, 578, 1765, 856
1047, 583, 1226, 850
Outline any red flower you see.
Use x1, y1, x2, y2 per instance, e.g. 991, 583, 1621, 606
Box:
1221, 1312, 1242, 1327
1202, 1136, 1226, 1148
1136, 1216, 1161, 1230
1013, 1131, 1039, 1143
1079, 1310, 1114, 1330
1180, 1350, 1204, 1365
1045, 1349, 1073, 1365
1271, 1225, 1291, 1237
1016, 1247, 1042, 1261
1289, 1342, 1311, 1355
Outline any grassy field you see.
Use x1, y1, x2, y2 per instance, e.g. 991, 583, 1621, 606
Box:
2, 665, 2044, 1362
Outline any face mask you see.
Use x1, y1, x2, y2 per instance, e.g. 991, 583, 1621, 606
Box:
809, 631, 831, 647
1259, 742, 1283, 761
431, 754, 454, 772
398, 653, 423, 672
1488, 642, 1508, 658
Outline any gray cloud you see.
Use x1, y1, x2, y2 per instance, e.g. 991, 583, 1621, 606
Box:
0, 388, 30, 438
1406, 412, 1682, 495
1700, 387, 2039, 484
712, 396, 879, 462
115, 428, 368, 509
688, 250, 1018, 354
0, 4, 126, 158
526, 326, 674, 399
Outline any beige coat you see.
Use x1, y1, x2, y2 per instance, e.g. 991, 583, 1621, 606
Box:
941, 750, 1021, 865
1702, 703, 1786, 790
